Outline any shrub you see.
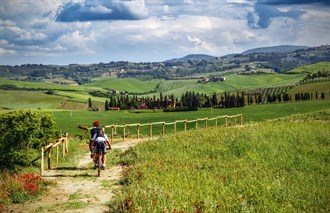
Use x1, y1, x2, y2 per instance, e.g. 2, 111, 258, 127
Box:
0, 110, 55, 171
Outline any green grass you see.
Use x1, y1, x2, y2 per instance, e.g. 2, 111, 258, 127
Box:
110, 112, 330, 212
290, 81, 330, 98
36, 201, 91, 212
286, 62, 330, 74
49, 99, 330, 135
85, 73, 304, 97
0, 90, 66, 109
85, 78, 161, 93
149, 73, 304, 96
0, 73, 304, 105
0, 77, 85, 91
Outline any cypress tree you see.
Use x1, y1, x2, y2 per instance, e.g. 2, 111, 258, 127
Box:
105, 100, 109, 111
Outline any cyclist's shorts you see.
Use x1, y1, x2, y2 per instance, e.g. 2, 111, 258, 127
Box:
94, 141, 106, 154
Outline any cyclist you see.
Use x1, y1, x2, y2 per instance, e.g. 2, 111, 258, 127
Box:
77, 120, 102, 158
91, 128, 111, 169
89, 120, 102, 157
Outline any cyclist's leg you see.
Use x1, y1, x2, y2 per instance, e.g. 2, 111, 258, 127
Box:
101, 143, 107, 167
93, 145, 99, 166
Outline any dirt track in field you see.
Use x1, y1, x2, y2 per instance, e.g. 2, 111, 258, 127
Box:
8, 138, 151, 213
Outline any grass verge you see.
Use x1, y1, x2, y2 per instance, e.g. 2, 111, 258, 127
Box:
109, 111, 330, 212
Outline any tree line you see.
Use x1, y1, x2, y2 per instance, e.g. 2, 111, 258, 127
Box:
90, 89, 327, 111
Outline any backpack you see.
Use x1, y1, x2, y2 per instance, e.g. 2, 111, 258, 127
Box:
91, 127, 101, 139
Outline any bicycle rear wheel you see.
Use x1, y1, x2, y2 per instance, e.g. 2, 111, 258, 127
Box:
97, 153, 102, 177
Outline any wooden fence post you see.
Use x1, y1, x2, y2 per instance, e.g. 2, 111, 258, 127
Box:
162, 122, 165, 136
225, 115, 228, 127
234, 117, 237, 125
174, 122, 177, 134
137, 124, 140, 139
56, 144, 59, 163
111, 125, 114, 143
149, 123, 152, 138
41, 147, 44, 176
215, 117, 218, 127
47, 147, 52, 170
62, 140, 65, 158
195, 120, 198, 130
65, 133, 68, 153
184, 120, 187, 132
123, 125, 126, 141
205, 118, 208, 129
240, 114, 243, 125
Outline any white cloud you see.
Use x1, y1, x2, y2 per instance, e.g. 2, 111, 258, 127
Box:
0, 0, 329, 64
0, 48, 15, 56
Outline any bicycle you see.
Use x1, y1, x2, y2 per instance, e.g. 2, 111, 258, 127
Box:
95, 147, 110, 177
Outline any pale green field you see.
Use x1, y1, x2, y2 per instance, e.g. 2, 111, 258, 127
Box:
290, 81, 330, 97
151, 73, 304, 96
0, 90, 66, 109
85, 78, 162, 93
0, 77, 85, 91
286, 62, 330, 74
49, 99, 330, 135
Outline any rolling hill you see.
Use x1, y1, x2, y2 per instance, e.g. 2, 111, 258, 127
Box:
242, 45, 309, 54
166, 54, 216, 62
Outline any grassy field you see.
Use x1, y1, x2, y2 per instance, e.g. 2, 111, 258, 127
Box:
290, 81, 330, 98
0, 72, 305, 105
0, 90, 67, 110
85, 78, 161, 93
49, 99, 330, 136
0, 77, 85, 91
85, 73, 305, 97
110, 111, 330, 212
286, 62, 330, 74
135, 73, 305, 96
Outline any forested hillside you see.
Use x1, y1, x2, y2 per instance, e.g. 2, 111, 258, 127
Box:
0, 45, 329, 83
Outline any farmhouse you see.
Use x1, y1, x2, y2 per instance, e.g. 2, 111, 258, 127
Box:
137, 103, 148, 110
198, 75, 225, 83
212, 76, 226, 82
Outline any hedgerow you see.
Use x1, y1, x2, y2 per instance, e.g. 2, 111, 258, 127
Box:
0, 110, 56, 171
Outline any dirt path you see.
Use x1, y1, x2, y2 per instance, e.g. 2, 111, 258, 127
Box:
8, 138, 152, 213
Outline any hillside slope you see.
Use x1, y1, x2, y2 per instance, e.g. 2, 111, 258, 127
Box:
242, 45, 309, 54
111, 111, 330, 212
286, 62, 330, 74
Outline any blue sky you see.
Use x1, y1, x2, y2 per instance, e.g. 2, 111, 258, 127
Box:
0, 0, 329, 65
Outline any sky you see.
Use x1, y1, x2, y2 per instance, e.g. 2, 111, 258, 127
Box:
0, 0, 329, 65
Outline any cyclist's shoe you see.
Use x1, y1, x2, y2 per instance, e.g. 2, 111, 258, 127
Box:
94, 163, 98, 169
101, 164, 106, 170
